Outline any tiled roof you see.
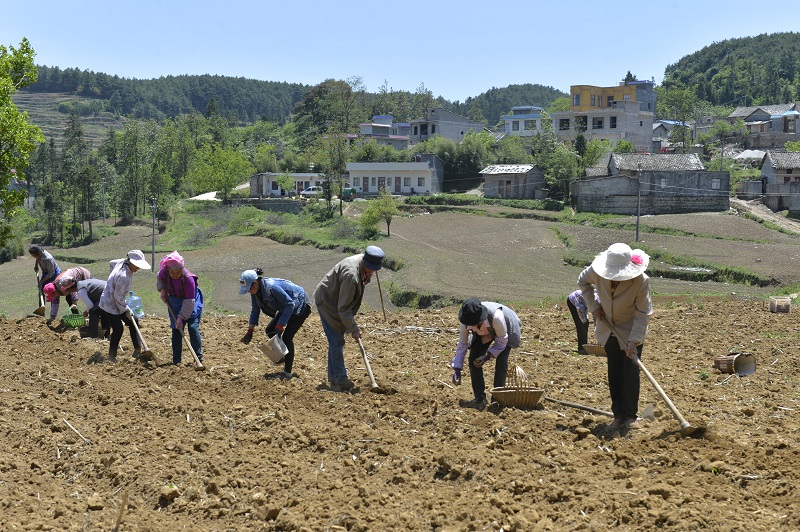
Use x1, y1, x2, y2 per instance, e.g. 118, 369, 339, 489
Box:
764, 151, 800, 169
585, 167, 609, 177
729, 103, 796, 119
611, 153, 705, 171
480, 164, 536, 175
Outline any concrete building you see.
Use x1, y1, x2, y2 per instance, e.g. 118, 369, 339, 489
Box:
346, 154, 444, 195
551, 80, 656, 152
479, 164, 546, 199
357, 115, 410, 150
499, 106, 547, 137
409, 108, 485, 144
728, 103, 800, 148
760, 151, 800, 185
250, 172, 322, 197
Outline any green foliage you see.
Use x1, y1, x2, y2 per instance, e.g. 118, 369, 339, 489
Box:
362, 190, 400, 236
613, 140, 634, 153
1, 38, 45, 247
227, 206, 262, 234
188, 145, 254, 203
785, 140, 800, 152
493, 135, 535, 164
403, 193, 563, 212
547, 96, 570, 113
662, 32, 800, 106
275, 173, 297, 194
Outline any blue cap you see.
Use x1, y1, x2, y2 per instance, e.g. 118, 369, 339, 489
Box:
239, 270, 258, 295
364, 246, 384, 271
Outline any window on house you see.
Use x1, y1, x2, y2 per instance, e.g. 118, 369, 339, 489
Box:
592, 117, 604, 129
640, 121, 643, 127
271, 181, 278, 190
785, 176, 791, 184
418, 177, 425, 187
573, 94, 580, 106
711, 178, 720, 190
788, 169, 793, 174
413, 125, 418, 136
403, 177, 410, 187
591, 94, 596, 106
371, 177, 376, 187
353, 177, 360, 186
386, 177, 392, 187
524, 119, 536, 130
607, 96, 613, 107
420, 124, 428, 136
559, 119, 570, 131
660, 178, 667, 189
623, 94, 630, 101
575, 116, 587, 132
648, 103, 651, 110
512, 121, 520, 131
431, 125, 436, 134
610, 116, 617, 128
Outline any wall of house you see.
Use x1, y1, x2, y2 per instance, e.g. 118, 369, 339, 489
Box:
745, 132, 800, 149
736, 180, 764, 200
483, 171, 545, 199
573, 171, 729, 214
764, 182, 800, 214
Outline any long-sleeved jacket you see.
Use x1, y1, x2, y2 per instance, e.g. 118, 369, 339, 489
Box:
48, 266, 92, 319
577, 265, 652, 345
37, 250, 61, 286
156, 267, 203, 322
313, 254, 366, 335
99, 259, 134, 315
249, 277, 308, 328
451, 301, 521, 370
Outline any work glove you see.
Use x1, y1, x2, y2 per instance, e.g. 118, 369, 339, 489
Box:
473, 352, 494, 368
451, 368, 462, 385
124, 308, 133, 320
70, 304, 79, 314
176, 316, 184, 329
241, 329, 254, 344
160, 289, 168, 303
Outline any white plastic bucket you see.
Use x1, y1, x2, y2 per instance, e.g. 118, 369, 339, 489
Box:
258, 334, 289, 364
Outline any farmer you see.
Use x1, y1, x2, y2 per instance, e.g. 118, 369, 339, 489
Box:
157, 251, 203, 365
99, 250, 150, 362
71, 278, 109, 339
450, 298, 522, 409
239, 268, 311, 380
578, 242, 652, 430
42, 266, 92, 322
313, 245, 384, 392
29, 244, 62, 324
567, 289, 593, 355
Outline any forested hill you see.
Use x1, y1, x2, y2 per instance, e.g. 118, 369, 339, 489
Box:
662, 32, 800, 106
21, 65, 566, 128
449, 84, 567, 126
25, 66, 311, 124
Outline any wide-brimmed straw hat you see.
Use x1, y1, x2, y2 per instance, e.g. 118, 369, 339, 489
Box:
591, 243, 649, 281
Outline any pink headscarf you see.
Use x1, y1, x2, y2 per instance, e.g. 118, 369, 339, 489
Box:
159, 251, 184, 272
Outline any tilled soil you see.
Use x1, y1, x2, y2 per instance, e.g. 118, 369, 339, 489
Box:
1, 297, 798, 531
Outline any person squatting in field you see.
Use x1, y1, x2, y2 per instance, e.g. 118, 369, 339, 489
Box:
451, 298, 522, 409
157, 251, 204, 365
42, 266, 92, 323
239, 268, 311, 380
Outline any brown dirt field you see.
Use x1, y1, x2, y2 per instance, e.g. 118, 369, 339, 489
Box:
1, 297, 798, 530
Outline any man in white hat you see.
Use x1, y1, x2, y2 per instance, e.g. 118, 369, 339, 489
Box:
313, 245, 384, 391
577, 243, 652, 430
99, 250, 151, 362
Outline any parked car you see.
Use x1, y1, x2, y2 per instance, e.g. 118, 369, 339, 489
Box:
300, 186, 321, 197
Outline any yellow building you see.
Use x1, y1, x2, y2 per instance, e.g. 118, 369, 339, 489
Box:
570, 80, 655, 113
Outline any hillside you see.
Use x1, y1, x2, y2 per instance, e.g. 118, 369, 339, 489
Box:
663, 31, 800, 105
11, 91, 127, 149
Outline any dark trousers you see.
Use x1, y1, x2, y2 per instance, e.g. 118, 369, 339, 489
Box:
467, 334, 511, 402
264, 303, 311, 373
171, 313, 203, 364
567, 298, 589, 352
105, 311, 141, 355
87, 307, 109, 339
604, 334, 642, 419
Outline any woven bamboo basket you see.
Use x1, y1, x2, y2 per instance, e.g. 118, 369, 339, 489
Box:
62, 314, 86, 328
490, 365, 544, 409
582, 343, 607, 357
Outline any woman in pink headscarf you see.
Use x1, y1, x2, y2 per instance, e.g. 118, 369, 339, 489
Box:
156, 251, 203, 365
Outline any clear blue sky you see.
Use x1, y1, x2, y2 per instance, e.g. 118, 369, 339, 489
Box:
3, 0, 798, 103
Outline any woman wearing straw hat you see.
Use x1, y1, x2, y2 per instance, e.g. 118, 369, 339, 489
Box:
99, 250, 151, 362
239, 268, 311, 380
577, 243, 652, 430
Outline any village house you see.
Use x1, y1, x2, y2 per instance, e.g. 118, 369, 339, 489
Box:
499, 106, 547, 137
728, 103, 800, 148
346, 154, 444, 195
409, 108, 485, 144
479, 164, 547, 199
572, 153, 728, 214
759, 150, 800, 185
249, 172, 321, 197
357, 115, 410, 150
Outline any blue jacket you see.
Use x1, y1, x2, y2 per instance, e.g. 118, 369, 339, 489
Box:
249, 278, 309, 328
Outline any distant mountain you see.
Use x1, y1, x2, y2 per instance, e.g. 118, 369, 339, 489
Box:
663, 32, 800, 106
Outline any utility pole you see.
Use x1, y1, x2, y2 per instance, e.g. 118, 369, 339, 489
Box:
151, 197, 157, 272
101, 177, 106, 223
636, 163, 642, 243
